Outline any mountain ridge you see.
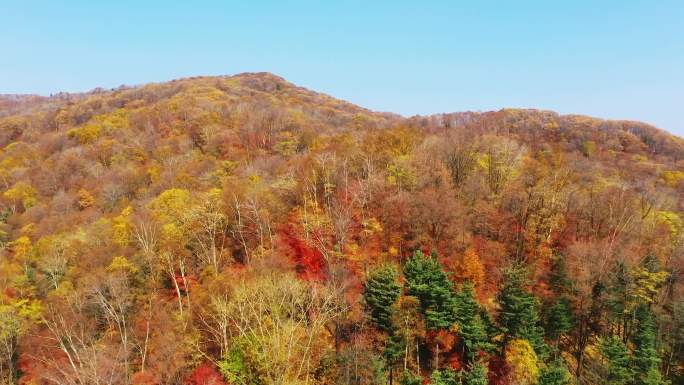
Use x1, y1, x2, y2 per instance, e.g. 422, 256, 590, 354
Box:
2, 71, 681, 142
1, 71, 683, 385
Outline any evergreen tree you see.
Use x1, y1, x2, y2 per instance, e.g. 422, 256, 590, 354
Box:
399, 371, 422, 385
454, 281, 493, 361
384, 334, 406, 385
403, 250, 457, 330
496, 264, 547, 357
364, 265, 405, 385
545, 255, 575, 350
606, 261, 631, 337
544, 297, 573, 345
463, 362, 488, 385
364, 265, 402, 332
429, 367, 458, 385
538, 360, 572, 385
404, 250, 459, 370
548, 253, 572, 296
600, 335, 634, 385
479, 307, 498, 342
632, 305, 667, 385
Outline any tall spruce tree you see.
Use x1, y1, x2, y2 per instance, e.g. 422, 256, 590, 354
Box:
496, 264, 547, 357
403, 250, 457, 330
548, 254, 572, 296
364, 265, 404, 385
384, 333, 407, 385
538, 359, 572, 385
463, 362, 489, 385
600, 336, 634, 385
364, 265, 402, 332
544, 297, 573, 347
606, 261, 632, 339
545, 254, 575, 351
429, 368, 458, 385
632, 305, 667, 385
404, 250, 458, 369
455, 281, 493, 361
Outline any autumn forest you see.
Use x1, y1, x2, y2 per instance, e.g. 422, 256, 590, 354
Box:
1, 73, 684, 385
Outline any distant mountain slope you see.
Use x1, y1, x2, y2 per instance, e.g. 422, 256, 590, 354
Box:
0, 73, 683, 385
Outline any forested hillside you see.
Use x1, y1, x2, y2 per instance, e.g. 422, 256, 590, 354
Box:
1, 72, 683, 385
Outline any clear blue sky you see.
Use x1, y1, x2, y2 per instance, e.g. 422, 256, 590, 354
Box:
2, 1, 683, 137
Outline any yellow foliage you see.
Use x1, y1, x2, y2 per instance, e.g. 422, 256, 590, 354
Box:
248, 173, 261, 186
52, 280, 75, 299
505, 339, 539, 385
93, 108, 129, 130
657, 211, 682, 237
12, 298, 43, 324
3, 181, 38, 209
582, 141, 597, 157
106, 255, 139, 275
149, 188, 191, 223
0, 156, 24, 182
660, 170, 684, 188
345, 242, 361, 261
112, 206, 133, 246
630, 265, 669, 306
67, 123, 102, 144
0, 298, 42, 341
207, 187, 223, 201
147, 165, 161, 184
11, 236, 32, 261
218, 160, 238, 176
362, 217, 383, 235
161, 222, 184, 246
387, 157, 416, 190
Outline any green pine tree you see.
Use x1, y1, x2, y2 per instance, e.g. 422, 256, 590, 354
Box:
399, 371, 422, 385
548, 253, 572, 296
600, 335, 634, 385
364, 265, 402, 332
606, 261, 631, 338
544, 297, 573, 346
496, 264, 547, 357
404, 250, 458, 370
463, 362, 488, 385
384, 333, 406, 385
632, 305, 667, 385
429, 367, 458, 385
403, 250, 457, 330
538, 359, 572, 385
455, 281, 493, 361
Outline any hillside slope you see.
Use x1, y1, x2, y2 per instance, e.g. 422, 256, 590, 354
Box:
1, 73, 683, 385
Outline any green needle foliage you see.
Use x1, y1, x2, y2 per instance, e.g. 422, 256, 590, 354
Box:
364, 265, 402, 332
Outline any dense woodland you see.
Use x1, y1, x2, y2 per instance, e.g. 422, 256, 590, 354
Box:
1, 73, 684, 385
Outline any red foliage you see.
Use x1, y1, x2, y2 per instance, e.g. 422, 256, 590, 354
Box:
16, 354, 38, 385
185, 361, 226, 385
174, 274, 197, 293
445, 352, 463, 371
487, 354, 510, 385
280, 221, 326, 281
